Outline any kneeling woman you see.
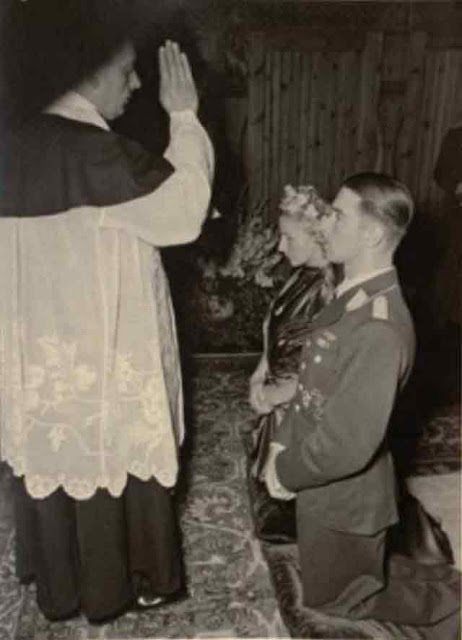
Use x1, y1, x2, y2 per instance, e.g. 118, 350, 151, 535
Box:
248, 185, 336, 542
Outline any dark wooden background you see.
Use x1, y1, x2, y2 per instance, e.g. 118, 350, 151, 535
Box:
241, 2, 462, 216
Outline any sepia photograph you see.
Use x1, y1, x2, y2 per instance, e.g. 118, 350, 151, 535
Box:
0, 1, 460, 638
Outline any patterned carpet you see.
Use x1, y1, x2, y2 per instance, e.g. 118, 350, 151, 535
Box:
0, 357, 287, 640
0, 356, 459, 639
409, 406, 461, 475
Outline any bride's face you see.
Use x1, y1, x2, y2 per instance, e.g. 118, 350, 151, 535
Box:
278, 216, 325, 267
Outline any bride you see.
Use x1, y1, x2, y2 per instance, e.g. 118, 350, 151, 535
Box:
248, 184, 336, 542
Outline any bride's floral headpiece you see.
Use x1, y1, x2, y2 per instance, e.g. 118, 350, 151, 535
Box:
279, 184, 337, 259
279, 184, 335, 224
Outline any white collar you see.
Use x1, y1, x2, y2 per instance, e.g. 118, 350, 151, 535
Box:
336, 266, 394, 298
45, 91, 110, 131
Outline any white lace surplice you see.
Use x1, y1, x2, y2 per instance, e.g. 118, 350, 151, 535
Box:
0, 94, 214, 499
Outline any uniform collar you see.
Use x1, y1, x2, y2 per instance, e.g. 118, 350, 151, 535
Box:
336, 266, 394, 298
310, 268, 399, 329
45, 90, 110, 131
338, 268, 398, 302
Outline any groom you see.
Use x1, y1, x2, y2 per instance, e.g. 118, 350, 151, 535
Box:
266, 173, 460, 637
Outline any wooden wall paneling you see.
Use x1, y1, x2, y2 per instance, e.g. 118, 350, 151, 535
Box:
314, 50, 329, 192
297, 52, 312, 185
329, 51, 346, 195
279, 50, 291, 198
429, 51, 453, 209
448, 51, 462, 126
345, 51, 361, 182
324, 52, 338, 197
307, 51, 321, 186
322, 51, 334, 194
452, 52, 462, 126
262, 50, 272, 208
355, 31, 384, 172
261, 27, 365, 56
427, 50, 453, 210
331, 51, 345, 193
438, 50, 462, 204
343, 50, 361, 184
414, 51, 439, 209
440, 52, 460, 144
428, 50, 461, 212
429, 51, 449, 204
316, 48, 325, 192
247, 33, 265, 211
288, 51, 301, 188
379, 33, 407, 175
242, 3, 462, 218
270, 50, 281, 213
395, 31, 427, 190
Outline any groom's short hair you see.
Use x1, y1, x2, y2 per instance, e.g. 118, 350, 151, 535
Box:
341, 173, 414, 245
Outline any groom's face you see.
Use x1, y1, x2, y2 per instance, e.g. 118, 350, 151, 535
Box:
327, 187, 363, 265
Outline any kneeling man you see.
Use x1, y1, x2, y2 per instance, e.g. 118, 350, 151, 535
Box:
266, 173, 460, 637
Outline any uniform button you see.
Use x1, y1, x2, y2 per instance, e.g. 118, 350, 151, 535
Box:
314, 355, 322, 363
301, 362, 306, 370
295, 404, 301, 412
298, 382, 303, 390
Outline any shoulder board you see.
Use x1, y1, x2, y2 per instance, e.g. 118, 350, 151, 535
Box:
372, 295, 389, 320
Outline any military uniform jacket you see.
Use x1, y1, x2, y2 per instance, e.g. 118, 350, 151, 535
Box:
274, 269, 415, 535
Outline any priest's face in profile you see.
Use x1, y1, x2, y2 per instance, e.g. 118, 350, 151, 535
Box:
95, 43, 142, 120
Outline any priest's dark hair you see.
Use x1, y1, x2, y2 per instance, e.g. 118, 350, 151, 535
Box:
0, 0, 173, 130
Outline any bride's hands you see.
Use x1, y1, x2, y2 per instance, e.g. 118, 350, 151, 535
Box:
250, 377, 298, 415
266, 378, 298, 406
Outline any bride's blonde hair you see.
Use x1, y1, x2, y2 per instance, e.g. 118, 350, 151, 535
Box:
279, 185, 334, 229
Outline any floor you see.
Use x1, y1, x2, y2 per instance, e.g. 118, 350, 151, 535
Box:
0, 356, 459, 639
407, 472, 461, 569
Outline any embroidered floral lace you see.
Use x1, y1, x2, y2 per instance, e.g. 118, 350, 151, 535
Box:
0, 99, 213, 499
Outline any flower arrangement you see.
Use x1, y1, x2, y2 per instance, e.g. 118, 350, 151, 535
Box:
175, 183, 335, 351
182, 190, 284, 348
217, 197, 283, 289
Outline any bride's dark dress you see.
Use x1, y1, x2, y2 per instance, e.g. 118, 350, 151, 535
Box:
249, 264, 335, 543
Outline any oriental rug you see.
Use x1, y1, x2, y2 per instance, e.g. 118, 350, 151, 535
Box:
0, 356, 459, 640
0, 357, 287, 640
